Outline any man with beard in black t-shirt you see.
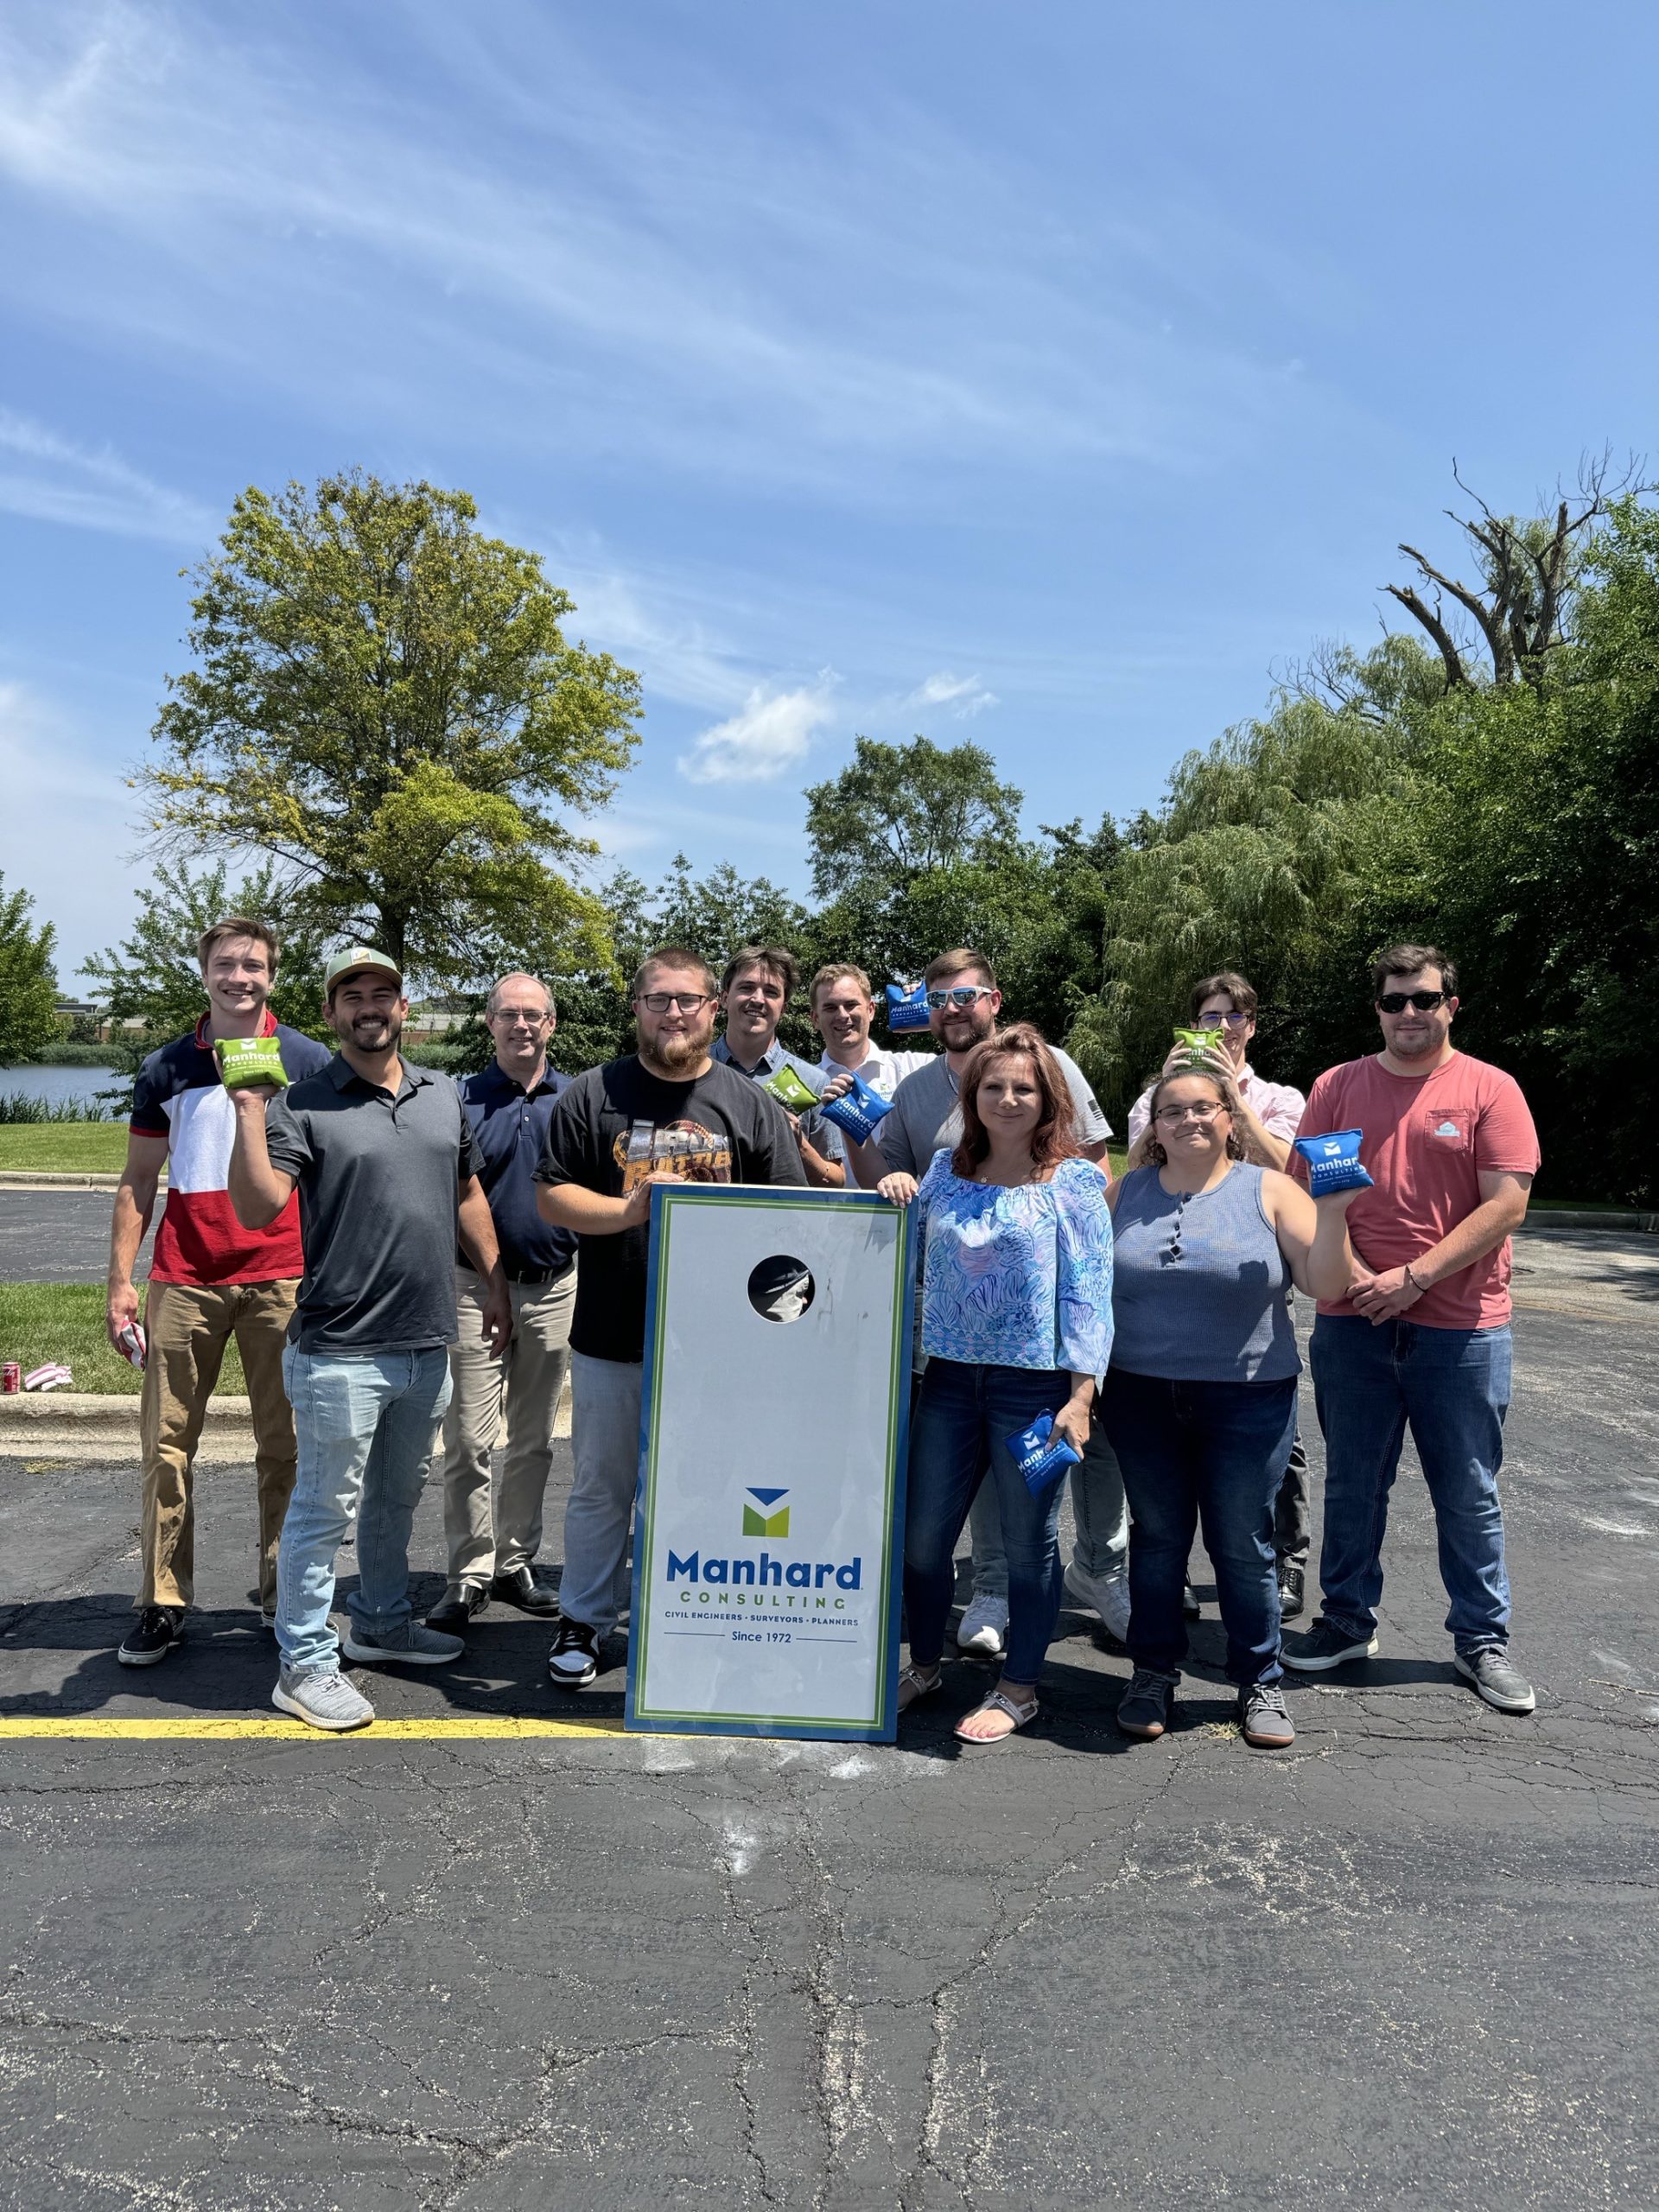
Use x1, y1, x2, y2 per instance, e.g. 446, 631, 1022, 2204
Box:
535, 946, 806, 1687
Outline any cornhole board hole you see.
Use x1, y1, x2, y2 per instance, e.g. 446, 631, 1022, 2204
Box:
625, 1184, 915, 1742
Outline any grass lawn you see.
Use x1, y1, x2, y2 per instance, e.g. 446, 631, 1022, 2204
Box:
0, 1124, 131, 1174
0, 1284, 247, 1395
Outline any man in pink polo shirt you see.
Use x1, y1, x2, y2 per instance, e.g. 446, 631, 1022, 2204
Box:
1281, 944, 1541, 1713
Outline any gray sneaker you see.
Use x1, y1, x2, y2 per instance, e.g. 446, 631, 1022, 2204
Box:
1116, 1666, 1179, 1739
342, 1619, 464, 1667
1065, 1560, 1132, 1643
272, 1666, 375, 1732
1238, 1681, 1295, 1748
1454, 1647, 1536, 1714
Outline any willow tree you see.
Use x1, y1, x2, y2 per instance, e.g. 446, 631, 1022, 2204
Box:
139, 473, 642, 989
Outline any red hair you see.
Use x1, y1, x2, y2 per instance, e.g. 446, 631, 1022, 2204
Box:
951, 1024, 1077, 1178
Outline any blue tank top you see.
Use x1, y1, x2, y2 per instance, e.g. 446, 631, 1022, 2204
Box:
1110, 1161, 1300, 1382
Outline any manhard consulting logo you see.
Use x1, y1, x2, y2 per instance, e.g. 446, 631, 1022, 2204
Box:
742, 1486, 790, 1538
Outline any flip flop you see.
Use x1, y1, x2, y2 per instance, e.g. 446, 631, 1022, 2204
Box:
954, 1688, 1040, 1745
896, 1663, 943, 1713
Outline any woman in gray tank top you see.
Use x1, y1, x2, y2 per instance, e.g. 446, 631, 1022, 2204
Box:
1103, 1069, 1360, 1751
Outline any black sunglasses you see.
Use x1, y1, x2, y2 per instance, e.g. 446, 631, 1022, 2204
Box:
1376, 989, 1449, 1014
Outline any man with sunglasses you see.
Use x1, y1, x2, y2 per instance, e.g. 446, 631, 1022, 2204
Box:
1282, 944, 1541, 1713
534, 948, 805, 1688
1127, 970, 1313, 1617
836, 947, 1112, 1658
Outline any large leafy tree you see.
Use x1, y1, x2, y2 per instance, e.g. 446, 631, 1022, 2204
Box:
139, 473, 641, 989
802, 735, 1022, 902
0, 874, 59, 1063
81, 859, 331, 1046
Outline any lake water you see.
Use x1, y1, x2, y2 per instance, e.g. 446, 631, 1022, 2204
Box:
0, 1065, 124, 1109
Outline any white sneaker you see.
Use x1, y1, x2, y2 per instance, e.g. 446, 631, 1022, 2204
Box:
957, 1592, 1009, 1656
272, 1666, 375, 1732
1065, 1560, 1131, 1643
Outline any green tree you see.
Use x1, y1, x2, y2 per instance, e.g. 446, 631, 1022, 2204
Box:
139, 472, 642, 989
81, 858, 331, 1049
802, 735, 1022, 902
0, 874, 60, 1063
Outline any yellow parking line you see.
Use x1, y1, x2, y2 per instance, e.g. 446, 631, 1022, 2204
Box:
0, 1715, 630, 1741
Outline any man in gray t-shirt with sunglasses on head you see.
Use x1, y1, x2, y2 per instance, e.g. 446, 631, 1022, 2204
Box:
833, 947, 1123, 1659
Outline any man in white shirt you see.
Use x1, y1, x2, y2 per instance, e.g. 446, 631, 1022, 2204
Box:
1127, 969, 1313, 1615
834, 948, 1122, 1657
808, 963, 934, 1102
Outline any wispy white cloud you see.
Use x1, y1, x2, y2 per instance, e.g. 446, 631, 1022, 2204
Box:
0, 4, 1345, 493
678, 676, 838, 785
0, 407, 214, 542
905, 670, 1000, 720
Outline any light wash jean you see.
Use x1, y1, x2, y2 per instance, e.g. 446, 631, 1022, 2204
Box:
276, 1345, 453, 1674
968, 1416, 1128, 1595
556, 1351, 643, 1637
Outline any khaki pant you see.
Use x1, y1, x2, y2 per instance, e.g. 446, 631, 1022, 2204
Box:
138, 1278, 300, 1613
438, 1263, 576, 1592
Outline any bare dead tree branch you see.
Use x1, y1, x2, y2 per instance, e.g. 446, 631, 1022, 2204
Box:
1382, 582, 1470, 689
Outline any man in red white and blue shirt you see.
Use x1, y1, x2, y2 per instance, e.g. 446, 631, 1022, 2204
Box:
107, 917, 329, 1668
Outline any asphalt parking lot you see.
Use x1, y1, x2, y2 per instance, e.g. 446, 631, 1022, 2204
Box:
2, 1224, 1656, 2209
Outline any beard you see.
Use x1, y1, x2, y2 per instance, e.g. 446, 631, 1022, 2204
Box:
648, 1018, 715, 1075
345, 1008, 404, 1048
941, 1007, 995, 1051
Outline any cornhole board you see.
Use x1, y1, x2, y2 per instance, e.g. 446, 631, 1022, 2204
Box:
625, 1184, 915, 1742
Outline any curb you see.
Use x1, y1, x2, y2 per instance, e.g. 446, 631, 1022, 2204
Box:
0, 1389, 572, 1460
0, 1171, 143, 1191
1526, 1211, 1658, 1233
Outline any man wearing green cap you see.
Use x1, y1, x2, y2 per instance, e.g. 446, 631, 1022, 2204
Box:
227, 948, 512, 1731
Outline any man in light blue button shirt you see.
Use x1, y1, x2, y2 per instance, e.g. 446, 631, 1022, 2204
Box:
712, 946, 844, 1187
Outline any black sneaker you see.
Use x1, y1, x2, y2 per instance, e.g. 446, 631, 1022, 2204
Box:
1281, 1619, 1379, 1672
1277, 1561, 1306, 1621
1238, 1681, 1295, 1748
425, 1583, 490, 1636
492, 1565, 560, 1617
1116, 1667, 1179, 1739
1454, 1647, 1536, 1714
118, 1607, 183, 1668
547, 1618, 601, 1688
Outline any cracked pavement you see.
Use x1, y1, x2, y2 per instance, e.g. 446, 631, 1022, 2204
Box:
1, 1224, 1656, 2208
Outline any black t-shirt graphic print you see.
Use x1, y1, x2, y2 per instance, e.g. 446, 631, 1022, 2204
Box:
537, 1055, 806, 1362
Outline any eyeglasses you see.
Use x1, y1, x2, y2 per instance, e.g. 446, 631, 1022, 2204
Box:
925, 986, 994, 1009
1195, 1012, 1249, 1028
637, 992, 713, 1014
490, 1007, 552, 1027
1376, 990, 1448, 1014
1154, 1101, 1226, 1125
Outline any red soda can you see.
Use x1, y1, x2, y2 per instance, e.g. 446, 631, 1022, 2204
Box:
1, 1361, 20, 1395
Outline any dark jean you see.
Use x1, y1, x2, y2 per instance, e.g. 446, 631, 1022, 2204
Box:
904, 1359, 1070, 1683
1275, 1427, 1311, 1567
1101, 1368, 1298, 1687
1310, 1314, 1513, 1653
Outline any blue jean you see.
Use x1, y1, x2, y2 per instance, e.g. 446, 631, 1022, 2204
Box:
1101, 1368, 1298, 1687
904, 1360, 1071, 1683
1310, 1315, 1513, 1653
276, 1346, 453, 1673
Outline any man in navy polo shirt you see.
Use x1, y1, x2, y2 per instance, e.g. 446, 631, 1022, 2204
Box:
427, 973, 578, 1636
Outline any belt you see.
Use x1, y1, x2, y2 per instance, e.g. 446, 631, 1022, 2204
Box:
461, 1259, 575, 1288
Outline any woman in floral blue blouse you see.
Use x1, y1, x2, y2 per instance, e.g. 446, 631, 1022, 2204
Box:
878, 1024, 1114, 1743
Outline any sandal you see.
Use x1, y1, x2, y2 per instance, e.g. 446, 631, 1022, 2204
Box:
954, 1688, 1039, 1744
897, 1663, 943, 1713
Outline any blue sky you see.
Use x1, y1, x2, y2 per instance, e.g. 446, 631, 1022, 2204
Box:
2, 0, 1655, 980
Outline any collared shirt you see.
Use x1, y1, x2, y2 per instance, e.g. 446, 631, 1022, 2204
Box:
1127, 1061, 1306, 1151
817, 1044, 935, 1103
130, 1009, 330, 1286
264, 1054, 484, 1355
456, 1059, 576, 1280
713, 1033, 841, 1163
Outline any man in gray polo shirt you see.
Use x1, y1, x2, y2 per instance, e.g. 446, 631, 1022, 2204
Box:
836, 947, 1124, 1656
227, 947, 512, 1731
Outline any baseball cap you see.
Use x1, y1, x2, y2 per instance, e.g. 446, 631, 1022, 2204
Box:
324, 946, 404, 994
